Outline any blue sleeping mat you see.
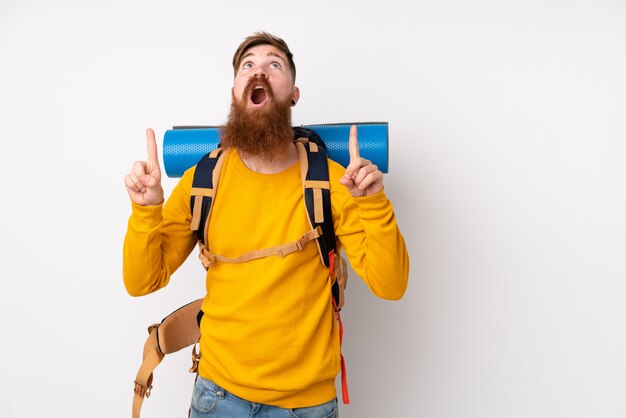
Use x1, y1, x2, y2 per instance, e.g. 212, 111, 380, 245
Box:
163, 122, 389, 178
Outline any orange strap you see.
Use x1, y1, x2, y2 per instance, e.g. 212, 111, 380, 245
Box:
132, 325, 165, 418
132, 299, 203, 418
198, 227, 322, 270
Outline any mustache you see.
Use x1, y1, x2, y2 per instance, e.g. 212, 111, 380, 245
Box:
242, 74, 275, 102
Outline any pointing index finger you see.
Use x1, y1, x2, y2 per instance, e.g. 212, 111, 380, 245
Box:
146, 128, 159, 163
348, 125, 359, 161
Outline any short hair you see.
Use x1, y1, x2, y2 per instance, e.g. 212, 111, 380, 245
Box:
232, 32, 296, 82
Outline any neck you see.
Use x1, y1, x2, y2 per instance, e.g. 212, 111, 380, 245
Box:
239, 143, 298, 174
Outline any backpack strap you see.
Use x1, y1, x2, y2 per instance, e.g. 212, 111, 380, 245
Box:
190, 148, 230, 242
294, 138, 343, 299
198, 227, 322, 269
295, 137, 350, 404
294, 139, 335, 262
132, 299, 203, 418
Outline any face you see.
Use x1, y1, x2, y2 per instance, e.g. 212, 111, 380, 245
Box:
232, 44, 299, 109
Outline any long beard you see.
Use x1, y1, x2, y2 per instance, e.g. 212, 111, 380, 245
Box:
220, 77, 294, 162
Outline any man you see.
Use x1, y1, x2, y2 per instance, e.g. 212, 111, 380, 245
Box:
123, 32, 409, 418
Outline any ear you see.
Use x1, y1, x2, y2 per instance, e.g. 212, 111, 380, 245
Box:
291, 86, 300, 106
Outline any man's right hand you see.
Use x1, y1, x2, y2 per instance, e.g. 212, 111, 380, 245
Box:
124, 128, 164, 206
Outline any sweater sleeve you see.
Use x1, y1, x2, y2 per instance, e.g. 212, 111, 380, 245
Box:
334, 187, 410, 300
122, 169, 198, 296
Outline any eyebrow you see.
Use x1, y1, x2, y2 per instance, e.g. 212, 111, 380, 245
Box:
240, 51, 286, 65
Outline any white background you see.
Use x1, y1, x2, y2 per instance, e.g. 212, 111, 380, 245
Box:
1, 0, 625, 417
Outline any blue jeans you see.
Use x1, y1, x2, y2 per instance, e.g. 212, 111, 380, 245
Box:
190, 376, 338, 418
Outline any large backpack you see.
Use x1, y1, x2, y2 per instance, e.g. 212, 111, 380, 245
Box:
132, 128, 350, 417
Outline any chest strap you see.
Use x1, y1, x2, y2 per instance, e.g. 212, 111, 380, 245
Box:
197, 226, 322, 270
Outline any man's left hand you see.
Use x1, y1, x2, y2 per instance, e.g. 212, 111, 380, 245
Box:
339, 125, 384, 197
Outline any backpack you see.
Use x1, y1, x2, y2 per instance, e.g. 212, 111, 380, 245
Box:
132, 128, 350, 418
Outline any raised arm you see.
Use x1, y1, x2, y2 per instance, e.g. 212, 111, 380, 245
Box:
335, 125, 409, 300
122, 129, 196, 296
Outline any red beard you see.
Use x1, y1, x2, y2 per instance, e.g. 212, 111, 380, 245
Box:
220, 75, 294, 162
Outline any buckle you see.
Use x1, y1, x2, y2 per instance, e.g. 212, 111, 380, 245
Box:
201, 248, 216, 262
189, 341, 201, 373
198, 248, 216, 269
134, 381, 153, 398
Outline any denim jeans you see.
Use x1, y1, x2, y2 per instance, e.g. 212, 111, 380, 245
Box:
190, 376, 338, 418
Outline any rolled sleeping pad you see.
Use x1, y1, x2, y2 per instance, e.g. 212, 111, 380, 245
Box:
163, 122, 389, 178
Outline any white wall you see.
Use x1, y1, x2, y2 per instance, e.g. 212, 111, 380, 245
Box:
1, 0, 625, 417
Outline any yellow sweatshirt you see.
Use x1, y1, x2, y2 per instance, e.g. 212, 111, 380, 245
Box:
123, 149, 409, 407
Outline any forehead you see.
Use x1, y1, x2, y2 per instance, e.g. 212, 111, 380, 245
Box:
240, 44, 288, 62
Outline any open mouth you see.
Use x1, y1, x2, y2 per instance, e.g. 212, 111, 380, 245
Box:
250, 86, 268, 105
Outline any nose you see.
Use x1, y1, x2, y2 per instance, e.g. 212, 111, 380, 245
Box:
252, 67, 267, 78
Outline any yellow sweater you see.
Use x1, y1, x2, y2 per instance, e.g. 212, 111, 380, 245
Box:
123, 149, 409, 407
